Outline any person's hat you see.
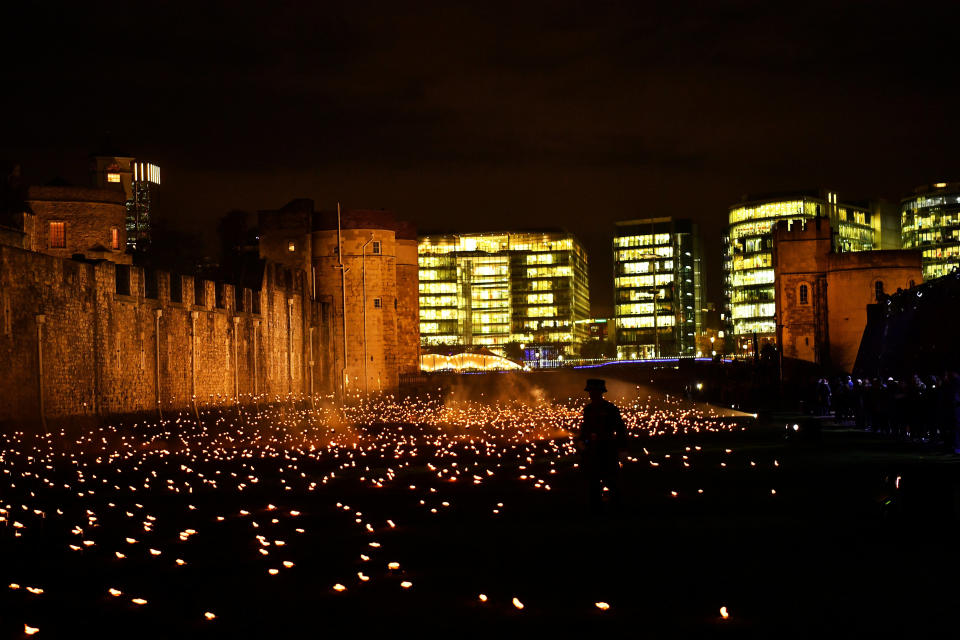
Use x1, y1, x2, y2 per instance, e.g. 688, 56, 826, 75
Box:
584, 378, 607, 392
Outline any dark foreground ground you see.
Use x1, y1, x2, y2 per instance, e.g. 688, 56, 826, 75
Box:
1, 388, 959, 638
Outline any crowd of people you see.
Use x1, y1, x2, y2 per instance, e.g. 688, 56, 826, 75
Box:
809, 373, 960, 453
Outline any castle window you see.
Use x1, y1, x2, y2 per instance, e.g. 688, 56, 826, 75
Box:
49, 221, 66, 248
909, 280, 916, 289
288, 241, 296, 252
372, 241, 381, 255
111, 228, 120, 250
875, 280, 884, 301
107, 172, 121, 183
799, 284, 809, 305
373, 298, 382, 309
115, 264, 131, 296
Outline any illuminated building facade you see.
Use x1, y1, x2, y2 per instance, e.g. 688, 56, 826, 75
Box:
417, 231, 589, 355
91, 155, 160, 250
613, 217, 703, 358
901, 182, 960, 280
723, 189, 880, 348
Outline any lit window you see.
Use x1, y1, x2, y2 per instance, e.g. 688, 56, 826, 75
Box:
372, 241, 381, 254
288, 241, 296, 252
799, 284, 809, 305
49, 221, 66, 248
373, 298, 382, 309
107, 172, 121, 183
111, 228, 120, 250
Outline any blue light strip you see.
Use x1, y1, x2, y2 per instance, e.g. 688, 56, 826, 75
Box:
573, 357, 731, 369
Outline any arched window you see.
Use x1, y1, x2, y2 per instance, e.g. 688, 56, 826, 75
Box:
799, 283, 809, 305
874, 280, 884, 301
909, 280, 916, 289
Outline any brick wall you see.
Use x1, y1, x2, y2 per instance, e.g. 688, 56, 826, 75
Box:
0, 244, 313, 427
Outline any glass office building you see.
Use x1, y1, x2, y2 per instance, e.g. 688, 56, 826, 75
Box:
723, 190, 879, 345
613, 217, 703, 358
418, 231, 589, 355
901, 182, 960, 281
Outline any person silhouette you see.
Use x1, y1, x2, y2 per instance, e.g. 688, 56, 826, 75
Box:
578, 378, 627, 512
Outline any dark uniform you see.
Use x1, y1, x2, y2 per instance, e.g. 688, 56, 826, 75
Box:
579, 393, 627, 509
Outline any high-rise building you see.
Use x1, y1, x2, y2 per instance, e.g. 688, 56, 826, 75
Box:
723, 189, 880, 350
613, 217, 703, 358
91, 155, 160, 250
901, 182, 960, 280
417, 230, 589, 356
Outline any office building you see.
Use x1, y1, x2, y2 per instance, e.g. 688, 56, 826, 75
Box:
613, 217, 703, 358
901, 182, 960, 280
418, 231, 589, 357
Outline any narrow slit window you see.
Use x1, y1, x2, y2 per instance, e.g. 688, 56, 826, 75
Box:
799, 284, 809, 305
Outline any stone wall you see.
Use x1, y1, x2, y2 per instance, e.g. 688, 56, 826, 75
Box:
0, 244, 316, 427
395, 237, 421, 374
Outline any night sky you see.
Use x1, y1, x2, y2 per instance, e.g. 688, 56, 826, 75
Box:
5, 0, 959, 315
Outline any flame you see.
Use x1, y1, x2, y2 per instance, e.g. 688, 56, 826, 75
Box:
595, 602, 610, 610
720, 606, 729, 619
204, 612, 216, 620
512, 597, 524, 610
24, 624, 39, 635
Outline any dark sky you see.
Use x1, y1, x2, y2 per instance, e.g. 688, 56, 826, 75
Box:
5, 0, 960, 316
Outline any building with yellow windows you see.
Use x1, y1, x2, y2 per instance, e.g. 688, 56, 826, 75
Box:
723, 189, 886, 351
901, 182, 960, 281
418, 231, 589, 356
613, 217, 703, 358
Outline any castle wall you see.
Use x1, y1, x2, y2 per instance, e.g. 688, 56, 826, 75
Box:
825, 251, 921, 373
395, 238, 421, 374
0, 244, 309, 427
